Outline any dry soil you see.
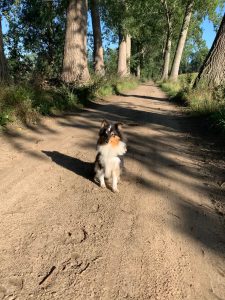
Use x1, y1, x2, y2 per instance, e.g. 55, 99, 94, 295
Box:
0, 82, 225, 300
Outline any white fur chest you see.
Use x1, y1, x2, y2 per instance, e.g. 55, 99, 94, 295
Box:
97, 141, 126, 160
97, 141, 127, 177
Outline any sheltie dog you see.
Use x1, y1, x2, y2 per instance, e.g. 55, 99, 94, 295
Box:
94, 120, 127, 193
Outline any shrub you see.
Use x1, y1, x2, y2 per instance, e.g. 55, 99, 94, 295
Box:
0, 75, 140, 127
159, 74, 225, 132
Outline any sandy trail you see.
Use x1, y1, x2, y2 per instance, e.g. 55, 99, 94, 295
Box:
0, 82, 225, 300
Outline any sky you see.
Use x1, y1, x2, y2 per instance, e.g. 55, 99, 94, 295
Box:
201, 17, 217, 48
1, 13, 221, 51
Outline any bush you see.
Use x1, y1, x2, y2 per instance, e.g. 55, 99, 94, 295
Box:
211, 109, 225, 131
0, 85, 39, 125
0, 75, 140, 127
159, 74, 225, 132
96, 75, 139, 97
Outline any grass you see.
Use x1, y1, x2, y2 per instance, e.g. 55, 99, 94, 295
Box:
159, 73, 225, 132
0, 76, 139, 127
96, 75, 139, 97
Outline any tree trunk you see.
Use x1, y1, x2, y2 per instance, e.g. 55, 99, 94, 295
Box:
0, 16, 8, 83
117, 33, 127, 77
62, 0, 90, 84
90, 0, 105, 76
162, 34, 171, 81
161, 0, 172, 81
126, 34, 131, 76
194, 14, 225, 88
136, 63, 141, 78
170, 0, 194, 81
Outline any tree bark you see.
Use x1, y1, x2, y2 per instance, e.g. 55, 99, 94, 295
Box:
170, 0, 194, 81
162, 33, 171, 81
194, 14, 225, 88
126, 34, 131, 76
117, 33, 127, 77
90, 0, 105, 76
0, 16, 8, 83
136, 63, 141, 78
62, 0, 90, 84
161, 0, 172, 81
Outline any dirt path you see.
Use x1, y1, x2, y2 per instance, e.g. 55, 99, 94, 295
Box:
0, 82, 225, 300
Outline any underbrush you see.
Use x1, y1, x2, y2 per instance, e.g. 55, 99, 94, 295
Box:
96, 75, 139, 97
0, 76, 139, 127
159, 73, 197, 98
159, 74, 225, 132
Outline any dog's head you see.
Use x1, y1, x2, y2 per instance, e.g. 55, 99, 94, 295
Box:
98, 120, 123, 145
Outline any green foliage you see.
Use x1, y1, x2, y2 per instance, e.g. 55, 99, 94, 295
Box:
211, 109, 225, 131
104, 48, 118, 75
160, 75, 225, 131
160, 81, 182, 98
96, 75, 139, 97
4, 0, 66, 80
159, 73, 197, 99
180, 39, 209, 74
0, 85, 38, 124
0, 84, 80, 126
97, 84, 114, 96
0, 76, 139, 126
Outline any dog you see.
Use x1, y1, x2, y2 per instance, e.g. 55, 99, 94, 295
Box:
94, 120, 127, 193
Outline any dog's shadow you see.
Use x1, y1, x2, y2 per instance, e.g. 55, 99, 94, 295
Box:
42, 151, 94, 181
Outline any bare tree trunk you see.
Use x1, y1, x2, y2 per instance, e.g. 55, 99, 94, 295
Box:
136, 63, 141, 78
170, 0, 194, 81
117, 33, 127, 77
126, 34, 131, 76
90, 0, 105, 76
161, 0, 172, 81
62, 0, 90, 84
162, 34, 171, 81
0, 16, 8, 83
194, 14, 225, 88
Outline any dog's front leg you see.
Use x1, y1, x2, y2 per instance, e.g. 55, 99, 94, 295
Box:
99, 171, 106, 188
112, 171, 119, 193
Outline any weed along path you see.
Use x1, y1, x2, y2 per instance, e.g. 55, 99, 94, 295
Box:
0, 82, 225, 300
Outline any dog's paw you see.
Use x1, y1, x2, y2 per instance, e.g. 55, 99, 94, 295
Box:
100, 183, 106, 189
112, 187, 119, 193
94, 177, 99, 184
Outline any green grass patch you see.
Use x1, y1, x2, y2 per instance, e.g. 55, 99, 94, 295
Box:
159, 73, 225, 132
96, 76, 139, 97
0, 84, 82, 126
159, 81, 181, 98
116, 77, 139, 93
0, 76, 140, 127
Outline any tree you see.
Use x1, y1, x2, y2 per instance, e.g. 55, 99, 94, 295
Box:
5, 0, 66, 79
90, 0, 105, 75
117, 32, 127, 76
180, 37, 209, 73
0, 0, 13, 82
100, 0, 132, 77
0, 15, 8, 82
126, 34, 131, 75
161, 0, 173, 80
62, 0, 90, 84
170, 0, 194, 81
194, 13, 225, 88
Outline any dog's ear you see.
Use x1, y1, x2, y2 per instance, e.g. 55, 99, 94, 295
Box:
101, 120, 109, 128
115, 122, 124, 131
